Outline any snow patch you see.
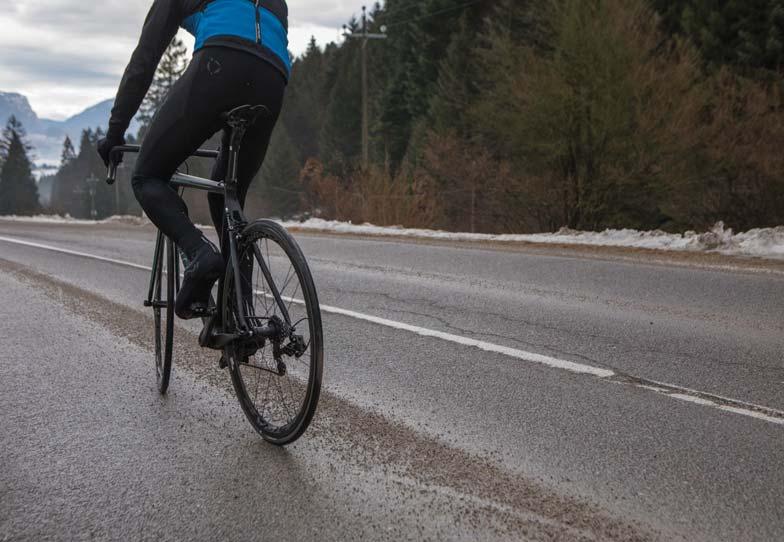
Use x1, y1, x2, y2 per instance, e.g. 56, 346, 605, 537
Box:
280, 219, 784, 260
2, 215, 782, 260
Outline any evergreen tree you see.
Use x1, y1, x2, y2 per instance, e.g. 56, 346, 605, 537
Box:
251, 124, 303, 218
319, 22, 364, 171
78, 129, 93, 161
52, 128, 143, 218
651, 0, 780, 72
283, 37, 329, 161
138, 37, 189, 139
378, 0, 429, 166
427, 16, 474, 136
0, 116, 40, 215
51, 129, 101, 217
766, 0, 784, 70
375, 0, 494, 166
60, 135, 76, 167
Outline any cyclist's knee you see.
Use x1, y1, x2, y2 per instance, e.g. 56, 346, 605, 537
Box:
132, 173, 189, 217
131, 172, 150, 205
131, 173, 165, 209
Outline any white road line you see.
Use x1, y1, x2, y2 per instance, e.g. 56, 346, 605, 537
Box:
670, 393, 720, 407
666, 394, 784, 425
314, 300, 614, 378
2, 234, 782, 427
0, 236, 150, 271
718, 405, 784, 425
646, 378, 783, 415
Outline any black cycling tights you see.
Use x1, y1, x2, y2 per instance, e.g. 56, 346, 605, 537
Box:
132, 47, 286, 258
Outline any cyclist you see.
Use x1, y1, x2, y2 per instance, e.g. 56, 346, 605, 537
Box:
98, 0, 290, 319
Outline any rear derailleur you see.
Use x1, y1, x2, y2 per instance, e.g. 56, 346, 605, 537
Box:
219, 315, 307, 374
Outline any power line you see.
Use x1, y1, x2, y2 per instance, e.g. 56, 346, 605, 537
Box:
385, 0, 485, 28
374, 2, 422, 18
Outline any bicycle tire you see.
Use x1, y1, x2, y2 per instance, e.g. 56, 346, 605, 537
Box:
222, 219, 323, 445
153, 237, 176, 394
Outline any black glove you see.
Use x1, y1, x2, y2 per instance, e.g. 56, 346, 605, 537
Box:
97, 134, 125, 167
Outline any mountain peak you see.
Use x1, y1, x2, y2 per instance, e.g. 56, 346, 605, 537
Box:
0, 91, 39, 126
0, 91, 135, 166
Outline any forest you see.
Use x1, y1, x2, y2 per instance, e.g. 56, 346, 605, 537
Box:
2, 0, 783, 234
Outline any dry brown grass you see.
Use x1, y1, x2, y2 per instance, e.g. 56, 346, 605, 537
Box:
299, 159, 440, 228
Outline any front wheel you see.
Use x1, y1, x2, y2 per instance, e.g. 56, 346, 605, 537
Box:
153, 236, 177, 394
222, 220, 323, 445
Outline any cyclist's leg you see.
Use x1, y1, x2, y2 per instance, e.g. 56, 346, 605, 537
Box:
131, 52, 231, 258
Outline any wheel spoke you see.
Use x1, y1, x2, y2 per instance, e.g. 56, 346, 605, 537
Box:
261, 369, 273, 420
258, 252, 271, 315
285, 374, 299, 415
286, 280, 301, 316
278, 264, 295, 297
265, 238, 272, 313
273, 376, 292, 422
254, 257, 269, 316
252, 354, 262, 402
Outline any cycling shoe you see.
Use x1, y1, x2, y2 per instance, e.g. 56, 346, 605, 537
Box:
176, 239, 223, 320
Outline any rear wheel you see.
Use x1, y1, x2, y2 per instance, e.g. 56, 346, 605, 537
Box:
153, 237, 176, 394
222, 220, 323, 445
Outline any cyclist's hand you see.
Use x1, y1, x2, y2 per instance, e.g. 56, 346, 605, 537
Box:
97, 135, 125, 167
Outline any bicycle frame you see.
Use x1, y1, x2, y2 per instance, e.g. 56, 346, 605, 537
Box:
106, 113, 293, 350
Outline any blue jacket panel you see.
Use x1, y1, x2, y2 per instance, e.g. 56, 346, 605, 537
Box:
182, 0, 291, 78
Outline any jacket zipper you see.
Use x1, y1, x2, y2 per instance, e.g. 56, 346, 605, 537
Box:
255, 0, 261, 44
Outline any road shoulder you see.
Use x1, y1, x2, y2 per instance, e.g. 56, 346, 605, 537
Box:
285, 227, 784, 276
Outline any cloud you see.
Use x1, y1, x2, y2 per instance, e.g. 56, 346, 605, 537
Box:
0, 0, 363, 118
289, 0, 364, 27
4, 1, 148, 36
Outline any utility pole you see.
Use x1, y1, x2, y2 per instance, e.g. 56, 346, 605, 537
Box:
86, 174, 98, 219
344, 6, 387, 169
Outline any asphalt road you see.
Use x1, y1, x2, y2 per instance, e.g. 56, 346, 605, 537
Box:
1, 219, 782, 541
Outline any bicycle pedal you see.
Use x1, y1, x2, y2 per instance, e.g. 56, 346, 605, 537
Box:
192, 306, 216, 318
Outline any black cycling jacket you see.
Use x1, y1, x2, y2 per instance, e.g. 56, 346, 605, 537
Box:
107, 0, 288, 141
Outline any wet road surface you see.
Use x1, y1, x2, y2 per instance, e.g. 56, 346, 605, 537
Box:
1, 219, 782, 541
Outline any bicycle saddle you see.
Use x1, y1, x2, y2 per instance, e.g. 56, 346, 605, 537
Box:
221, 104, 271, 128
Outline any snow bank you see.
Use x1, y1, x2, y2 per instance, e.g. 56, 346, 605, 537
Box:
281, 219, 784, 260
2, 214, 782, 260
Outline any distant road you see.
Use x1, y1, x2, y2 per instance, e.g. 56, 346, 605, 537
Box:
1, 219, 782, 541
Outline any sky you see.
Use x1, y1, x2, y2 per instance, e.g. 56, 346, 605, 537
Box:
0, 0, 361, 120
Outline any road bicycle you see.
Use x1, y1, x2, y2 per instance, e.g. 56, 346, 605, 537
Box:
106, 105, 323, 445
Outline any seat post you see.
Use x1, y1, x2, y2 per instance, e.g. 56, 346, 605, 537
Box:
224, 121, 248, 188
220, 104, 271, 215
